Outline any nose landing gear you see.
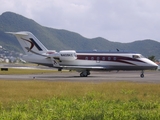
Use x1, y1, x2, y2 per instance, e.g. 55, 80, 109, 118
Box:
140, 70, 144, 78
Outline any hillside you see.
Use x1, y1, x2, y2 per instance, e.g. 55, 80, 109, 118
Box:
0, 12, 160, 59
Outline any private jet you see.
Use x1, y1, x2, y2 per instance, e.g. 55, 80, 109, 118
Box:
7, 31, 158, 78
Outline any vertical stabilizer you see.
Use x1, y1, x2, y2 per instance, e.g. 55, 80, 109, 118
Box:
6, 31, 48, 55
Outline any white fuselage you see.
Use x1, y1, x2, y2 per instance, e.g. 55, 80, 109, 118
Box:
8, 31, 158, 77
22, 51, 158, 71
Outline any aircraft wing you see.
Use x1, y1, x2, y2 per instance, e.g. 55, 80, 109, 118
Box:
59, 65, 109, 71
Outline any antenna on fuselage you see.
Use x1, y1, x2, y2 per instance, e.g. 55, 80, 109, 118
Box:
116, 49, 119, 52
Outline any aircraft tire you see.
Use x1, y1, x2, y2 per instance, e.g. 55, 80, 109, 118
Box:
80, 73, 83, 77
80, 72, 88, 77
140, 74, 144, 78
87, 71, 90, 75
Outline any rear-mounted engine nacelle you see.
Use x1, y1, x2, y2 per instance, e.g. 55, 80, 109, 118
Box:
59, 50, 77, 61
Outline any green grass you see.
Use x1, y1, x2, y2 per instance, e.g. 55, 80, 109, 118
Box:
0, 68, 59, 75
0, 80, 160, 119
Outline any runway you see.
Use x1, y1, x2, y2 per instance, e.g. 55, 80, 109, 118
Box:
0, 71, 160, 83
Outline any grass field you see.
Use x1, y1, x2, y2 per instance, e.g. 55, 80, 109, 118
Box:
0, 69, 160, 119
0, 68, 57, 75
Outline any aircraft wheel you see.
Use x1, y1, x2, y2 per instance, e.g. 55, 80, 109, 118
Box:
80, 73, 84, 77
80, 72, 88, 77
140, 74, 144, 78
87, 71, 90, 75
84, 75, 88, 77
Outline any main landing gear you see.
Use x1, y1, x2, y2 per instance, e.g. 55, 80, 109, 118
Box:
80, 70, 90, 77
79, 70, 145, 78
140, 70, 144, 78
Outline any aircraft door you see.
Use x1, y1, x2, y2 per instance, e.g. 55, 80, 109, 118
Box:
96, 57, 100, 63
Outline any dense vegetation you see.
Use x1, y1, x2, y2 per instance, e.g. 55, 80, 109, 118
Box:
0, 12, 160, 58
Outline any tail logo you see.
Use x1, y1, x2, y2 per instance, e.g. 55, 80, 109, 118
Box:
21, 38, 43, 51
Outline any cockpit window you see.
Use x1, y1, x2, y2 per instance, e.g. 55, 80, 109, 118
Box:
140, 55, 145, 58
132, 55, 140, 59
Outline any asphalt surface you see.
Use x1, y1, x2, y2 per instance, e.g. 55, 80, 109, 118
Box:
0, 71, 160, 83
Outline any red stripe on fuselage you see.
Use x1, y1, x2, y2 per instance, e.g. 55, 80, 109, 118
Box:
77, 54, 145, 65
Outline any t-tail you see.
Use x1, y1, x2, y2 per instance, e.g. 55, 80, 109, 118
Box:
6, 31, 48, 55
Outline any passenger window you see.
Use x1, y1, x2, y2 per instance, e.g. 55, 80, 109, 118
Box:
102, 57, 105, 61
108, 57, 111, 61
85, 57, 88, 60
97, 57, 100, 60
91, 57, 94, 60
113, 57, 117, 61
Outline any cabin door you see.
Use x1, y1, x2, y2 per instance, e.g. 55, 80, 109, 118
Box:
96, 57, 100, 63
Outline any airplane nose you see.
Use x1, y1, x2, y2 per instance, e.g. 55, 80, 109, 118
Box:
150, 61, 158, 70
155, 64, 158, 70
144, 58, 158, 70
153, 64, 158, 70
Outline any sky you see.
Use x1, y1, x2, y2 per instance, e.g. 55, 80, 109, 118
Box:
0, 0, 160, 43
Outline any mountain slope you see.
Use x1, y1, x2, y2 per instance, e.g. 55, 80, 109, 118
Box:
0, 12, 160, 59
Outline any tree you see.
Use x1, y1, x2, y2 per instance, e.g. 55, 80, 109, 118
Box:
148, 55, 156, 62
